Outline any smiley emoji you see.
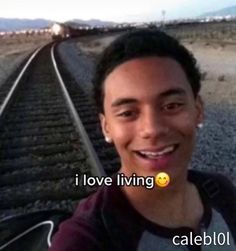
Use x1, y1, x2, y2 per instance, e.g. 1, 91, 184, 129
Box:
155, 172, 170, 187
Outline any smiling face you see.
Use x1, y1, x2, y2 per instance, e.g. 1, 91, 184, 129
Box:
155, 172, 170, 188
100, 56, 203, 185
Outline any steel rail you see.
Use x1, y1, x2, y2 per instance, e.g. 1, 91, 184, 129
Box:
0, 46, 45, 119
51, 44, 106, 178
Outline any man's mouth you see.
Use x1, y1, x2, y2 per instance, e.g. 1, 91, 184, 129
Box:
134, 144, 179, 160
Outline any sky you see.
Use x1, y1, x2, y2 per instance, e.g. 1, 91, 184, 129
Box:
0, 0, 236, 23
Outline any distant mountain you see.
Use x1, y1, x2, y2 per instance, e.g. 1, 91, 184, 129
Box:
68, 19, 118, 27
199, 5, 236, 17
0, 18, 53, 31
0, 17, 118, 32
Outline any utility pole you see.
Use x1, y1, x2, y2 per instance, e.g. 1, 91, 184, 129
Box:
162, 10, 166, 27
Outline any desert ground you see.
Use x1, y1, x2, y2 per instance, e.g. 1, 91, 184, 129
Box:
1, 26, 235, 107
76, 32, 236, 107
0, 33, 51, 87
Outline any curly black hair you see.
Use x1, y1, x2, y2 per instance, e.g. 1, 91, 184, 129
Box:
93, 28, 201, 113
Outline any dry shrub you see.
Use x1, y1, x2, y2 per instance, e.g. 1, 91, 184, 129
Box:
220, 42, 225, 48
92, 41, 101, 47
218, 75, 225, 82
201, 71, 208, 81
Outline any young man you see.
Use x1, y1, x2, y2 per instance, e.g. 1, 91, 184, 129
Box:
49, 29, 236, 251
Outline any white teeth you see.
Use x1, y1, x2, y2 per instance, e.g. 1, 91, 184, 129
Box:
157, 145, 175, 155
139, 145, 175, 158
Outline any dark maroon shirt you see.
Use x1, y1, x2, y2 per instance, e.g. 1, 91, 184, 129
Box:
49, 171, 236, 251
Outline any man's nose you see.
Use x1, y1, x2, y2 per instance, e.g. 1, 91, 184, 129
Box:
139, 109, 169, 139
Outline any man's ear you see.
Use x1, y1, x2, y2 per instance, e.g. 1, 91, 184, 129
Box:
195, 95, 204, 125
99, 113, 112, 140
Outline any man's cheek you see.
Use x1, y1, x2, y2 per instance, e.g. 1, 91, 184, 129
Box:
112, 127, 132, 141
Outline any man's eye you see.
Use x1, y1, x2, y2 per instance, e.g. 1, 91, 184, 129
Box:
118, 110, 136, 117
163, 103, 184, 111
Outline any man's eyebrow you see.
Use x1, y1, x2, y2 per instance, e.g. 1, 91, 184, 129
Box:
111, 98, 137, 107
159, 88, 187, 98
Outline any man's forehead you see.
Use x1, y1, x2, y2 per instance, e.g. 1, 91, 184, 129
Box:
104, 57, 188, 87
106, 56, 183, 75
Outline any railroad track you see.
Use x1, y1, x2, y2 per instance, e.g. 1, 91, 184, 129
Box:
0, 42, 119, 219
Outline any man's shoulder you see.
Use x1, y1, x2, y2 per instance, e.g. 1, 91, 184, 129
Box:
49, 184, 118, 251
189, 169, 236, 243
189, 169, 236, 192
189, 169, 236, 209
